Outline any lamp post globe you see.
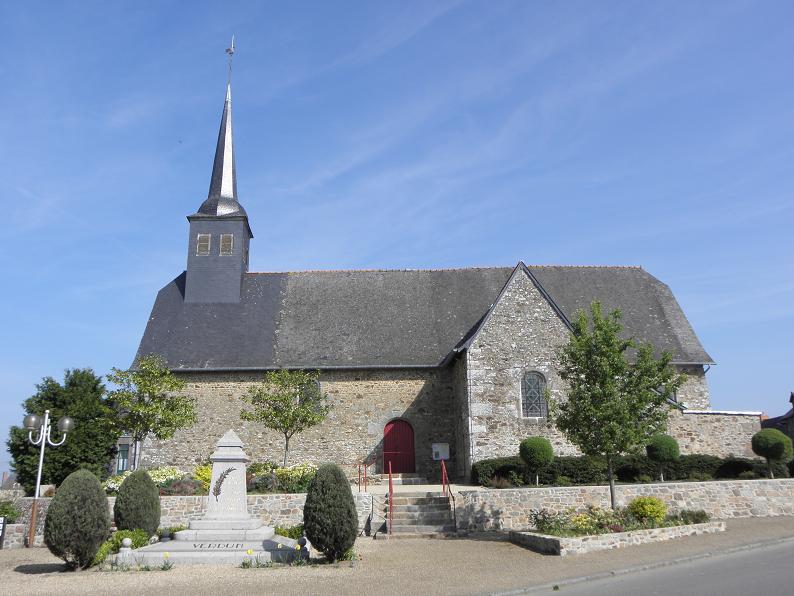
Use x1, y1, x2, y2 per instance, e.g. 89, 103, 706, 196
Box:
57, 416, 75, 434
23, 414, 40, 431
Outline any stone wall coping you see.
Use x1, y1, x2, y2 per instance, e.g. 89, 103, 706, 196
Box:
682, 410, 762, 416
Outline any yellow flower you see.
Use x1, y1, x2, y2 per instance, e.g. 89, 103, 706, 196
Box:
277, 543, 283, 549
246, 548, 254, 555
163, 553, 170, 560
295, 544, 301, 550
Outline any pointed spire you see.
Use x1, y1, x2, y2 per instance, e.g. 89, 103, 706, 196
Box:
196, 79, 246, 217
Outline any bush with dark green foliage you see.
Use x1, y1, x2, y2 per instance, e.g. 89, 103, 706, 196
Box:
303, 464, 357, 562
0, 500, 21, 523
158, 477, 205, 496
752, 429, 794, 478
7, 369, 120, 495
44, 469, 110, 570
473, 452, 787, 487
666, 509, 709, 525
274, 523, 304, 539
646, 435, 679, 481
520, 437, 554, 485
92, 529, 149, 566
114, 470, 161, 536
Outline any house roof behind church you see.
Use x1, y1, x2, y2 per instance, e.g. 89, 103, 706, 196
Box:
135, 265, 713, 370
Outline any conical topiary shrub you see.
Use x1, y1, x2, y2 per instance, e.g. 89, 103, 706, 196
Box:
303, 463, 357, 562
114, 469, 161, 536
646, 434, 680, 482
44, 469, 110, 570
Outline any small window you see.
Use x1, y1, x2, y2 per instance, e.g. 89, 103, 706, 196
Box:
220, 234, 234, 256
116, 444, 129, 474
196, 234, 211, 256
522, 372, 548, 418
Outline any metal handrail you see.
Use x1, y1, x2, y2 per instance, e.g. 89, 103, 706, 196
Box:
440, 460, 457, 532
388, 461, 394, 536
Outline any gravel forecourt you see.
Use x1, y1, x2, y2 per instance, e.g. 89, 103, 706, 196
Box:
2, 517, 794, 596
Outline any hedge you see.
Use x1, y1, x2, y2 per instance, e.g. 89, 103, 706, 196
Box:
472, 453, 790, 487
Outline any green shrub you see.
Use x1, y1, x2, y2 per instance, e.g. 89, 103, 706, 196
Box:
0, 500, 21, 523
192, 465, 212, 491
628, 497, 667, 524
737, 470, 756, 480
44, 469, 110, 570
92, 528, 149, 566
114, 470, 161, 536
519, 437, 554, 485
158, 478, 205, 496
471, 456, 525, 486
646, 435, 680, 481
555, 475, 572, 486
667, 509, 709, 525
752, 429, 794, 478
715, 457, 754, 479
274, 523, 304, 539
303, 464, 357, 562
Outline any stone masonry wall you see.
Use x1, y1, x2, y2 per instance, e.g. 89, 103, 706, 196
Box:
7, 493, 373, 549
142, 369, 456, 479
674, 365, 711, 409
457, 479, 794, 531
466, 270, 578, 463
452, 355, 470, 479
668, 410, 760, 457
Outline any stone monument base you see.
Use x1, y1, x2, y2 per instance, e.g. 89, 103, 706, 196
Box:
126, 534, 303, 566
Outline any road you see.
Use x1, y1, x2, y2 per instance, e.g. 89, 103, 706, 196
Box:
532, 539, 794, 596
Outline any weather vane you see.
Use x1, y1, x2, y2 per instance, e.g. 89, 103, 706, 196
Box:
226, 34, 235, 84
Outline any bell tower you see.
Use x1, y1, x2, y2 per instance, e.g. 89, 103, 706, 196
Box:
184, 40, 253, 304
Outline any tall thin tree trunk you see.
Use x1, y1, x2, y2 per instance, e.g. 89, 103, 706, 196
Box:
607, 455, 616, 510
768, 459, 775, 479
660, 465, 665, 482
283, 435, 290, 468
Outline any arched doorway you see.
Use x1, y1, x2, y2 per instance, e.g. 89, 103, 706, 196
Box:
383, 419, 415, 473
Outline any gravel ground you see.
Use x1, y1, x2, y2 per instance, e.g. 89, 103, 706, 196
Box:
2, 517, 794, 596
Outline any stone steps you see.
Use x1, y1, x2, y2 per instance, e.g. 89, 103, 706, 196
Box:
381, 491, 455, 536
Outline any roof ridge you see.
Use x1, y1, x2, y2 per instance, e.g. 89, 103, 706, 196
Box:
245, 264, 644, 274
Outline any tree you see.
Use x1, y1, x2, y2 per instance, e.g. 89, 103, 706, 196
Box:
240, 369, 330, 467
114, 470, 161, 536
646, 434, 680, 482
106, 354, 195, 470
303, 463, 357, 562
519, 437, 554, 486
751, 429, 793, 479
553, 301, 684, 509
7, 369, 120, 495
44, 469, 110, 570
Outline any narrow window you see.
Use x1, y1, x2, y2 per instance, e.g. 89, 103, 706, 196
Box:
116, 444, 129, 474
220, 233, 234, 256
522, 372, 548, 417
196, 233, 211, 256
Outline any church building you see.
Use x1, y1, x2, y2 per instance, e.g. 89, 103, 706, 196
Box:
135, 80, 761, 480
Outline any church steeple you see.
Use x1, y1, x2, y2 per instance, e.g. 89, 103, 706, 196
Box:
184, 38, 253, 304
195, 83, 246, 217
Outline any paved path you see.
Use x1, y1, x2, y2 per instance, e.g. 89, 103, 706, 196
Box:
533, 539, 794, 595
1, 516, 793, 596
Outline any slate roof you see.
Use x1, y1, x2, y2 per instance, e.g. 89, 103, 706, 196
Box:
135, 265, 713, 370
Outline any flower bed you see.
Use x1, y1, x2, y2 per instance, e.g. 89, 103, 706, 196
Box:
510, 521, 726, 556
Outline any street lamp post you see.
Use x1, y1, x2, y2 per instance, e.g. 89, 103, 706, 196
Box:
23, 410, 74, 547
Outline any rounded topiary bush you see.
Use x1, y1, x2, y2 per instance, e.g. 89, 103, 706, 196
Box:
627, 496, 667, 525
303, 463, 357, 562
752, 429, 794, 479
646, 434, 680, 482
519, 437, 554, 485
44, 469, 110, 570
114, 469, 161, 536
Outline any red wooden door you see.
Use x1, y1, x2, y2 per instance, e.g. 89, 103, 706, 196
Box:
383, 419, 415, 474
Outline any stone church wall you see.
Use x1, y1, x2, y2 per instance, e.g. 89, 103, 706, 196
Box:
466, 270, 578, 463
674, 365, 711, 409
141, 368, 457, 479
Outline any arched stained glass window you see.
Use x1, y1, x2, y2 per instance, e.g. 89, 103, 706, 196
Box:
522, 372, 548, 418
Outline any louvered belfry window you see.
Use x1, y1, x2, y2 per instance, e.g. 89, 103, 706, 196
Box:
220, 233, 234, 256
196, 233, 211, 256
522, 372, 548, 417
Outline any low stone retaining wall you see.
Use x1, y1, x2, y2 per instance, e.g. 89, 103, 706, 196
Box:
457, 479, 794, 531
509, 521, 726, 556
2, 524, 43, 549
8, 493, 373, 548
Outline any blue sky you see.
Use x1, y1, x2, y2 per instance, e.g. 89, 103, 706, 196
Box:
2, 1, 793, 473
